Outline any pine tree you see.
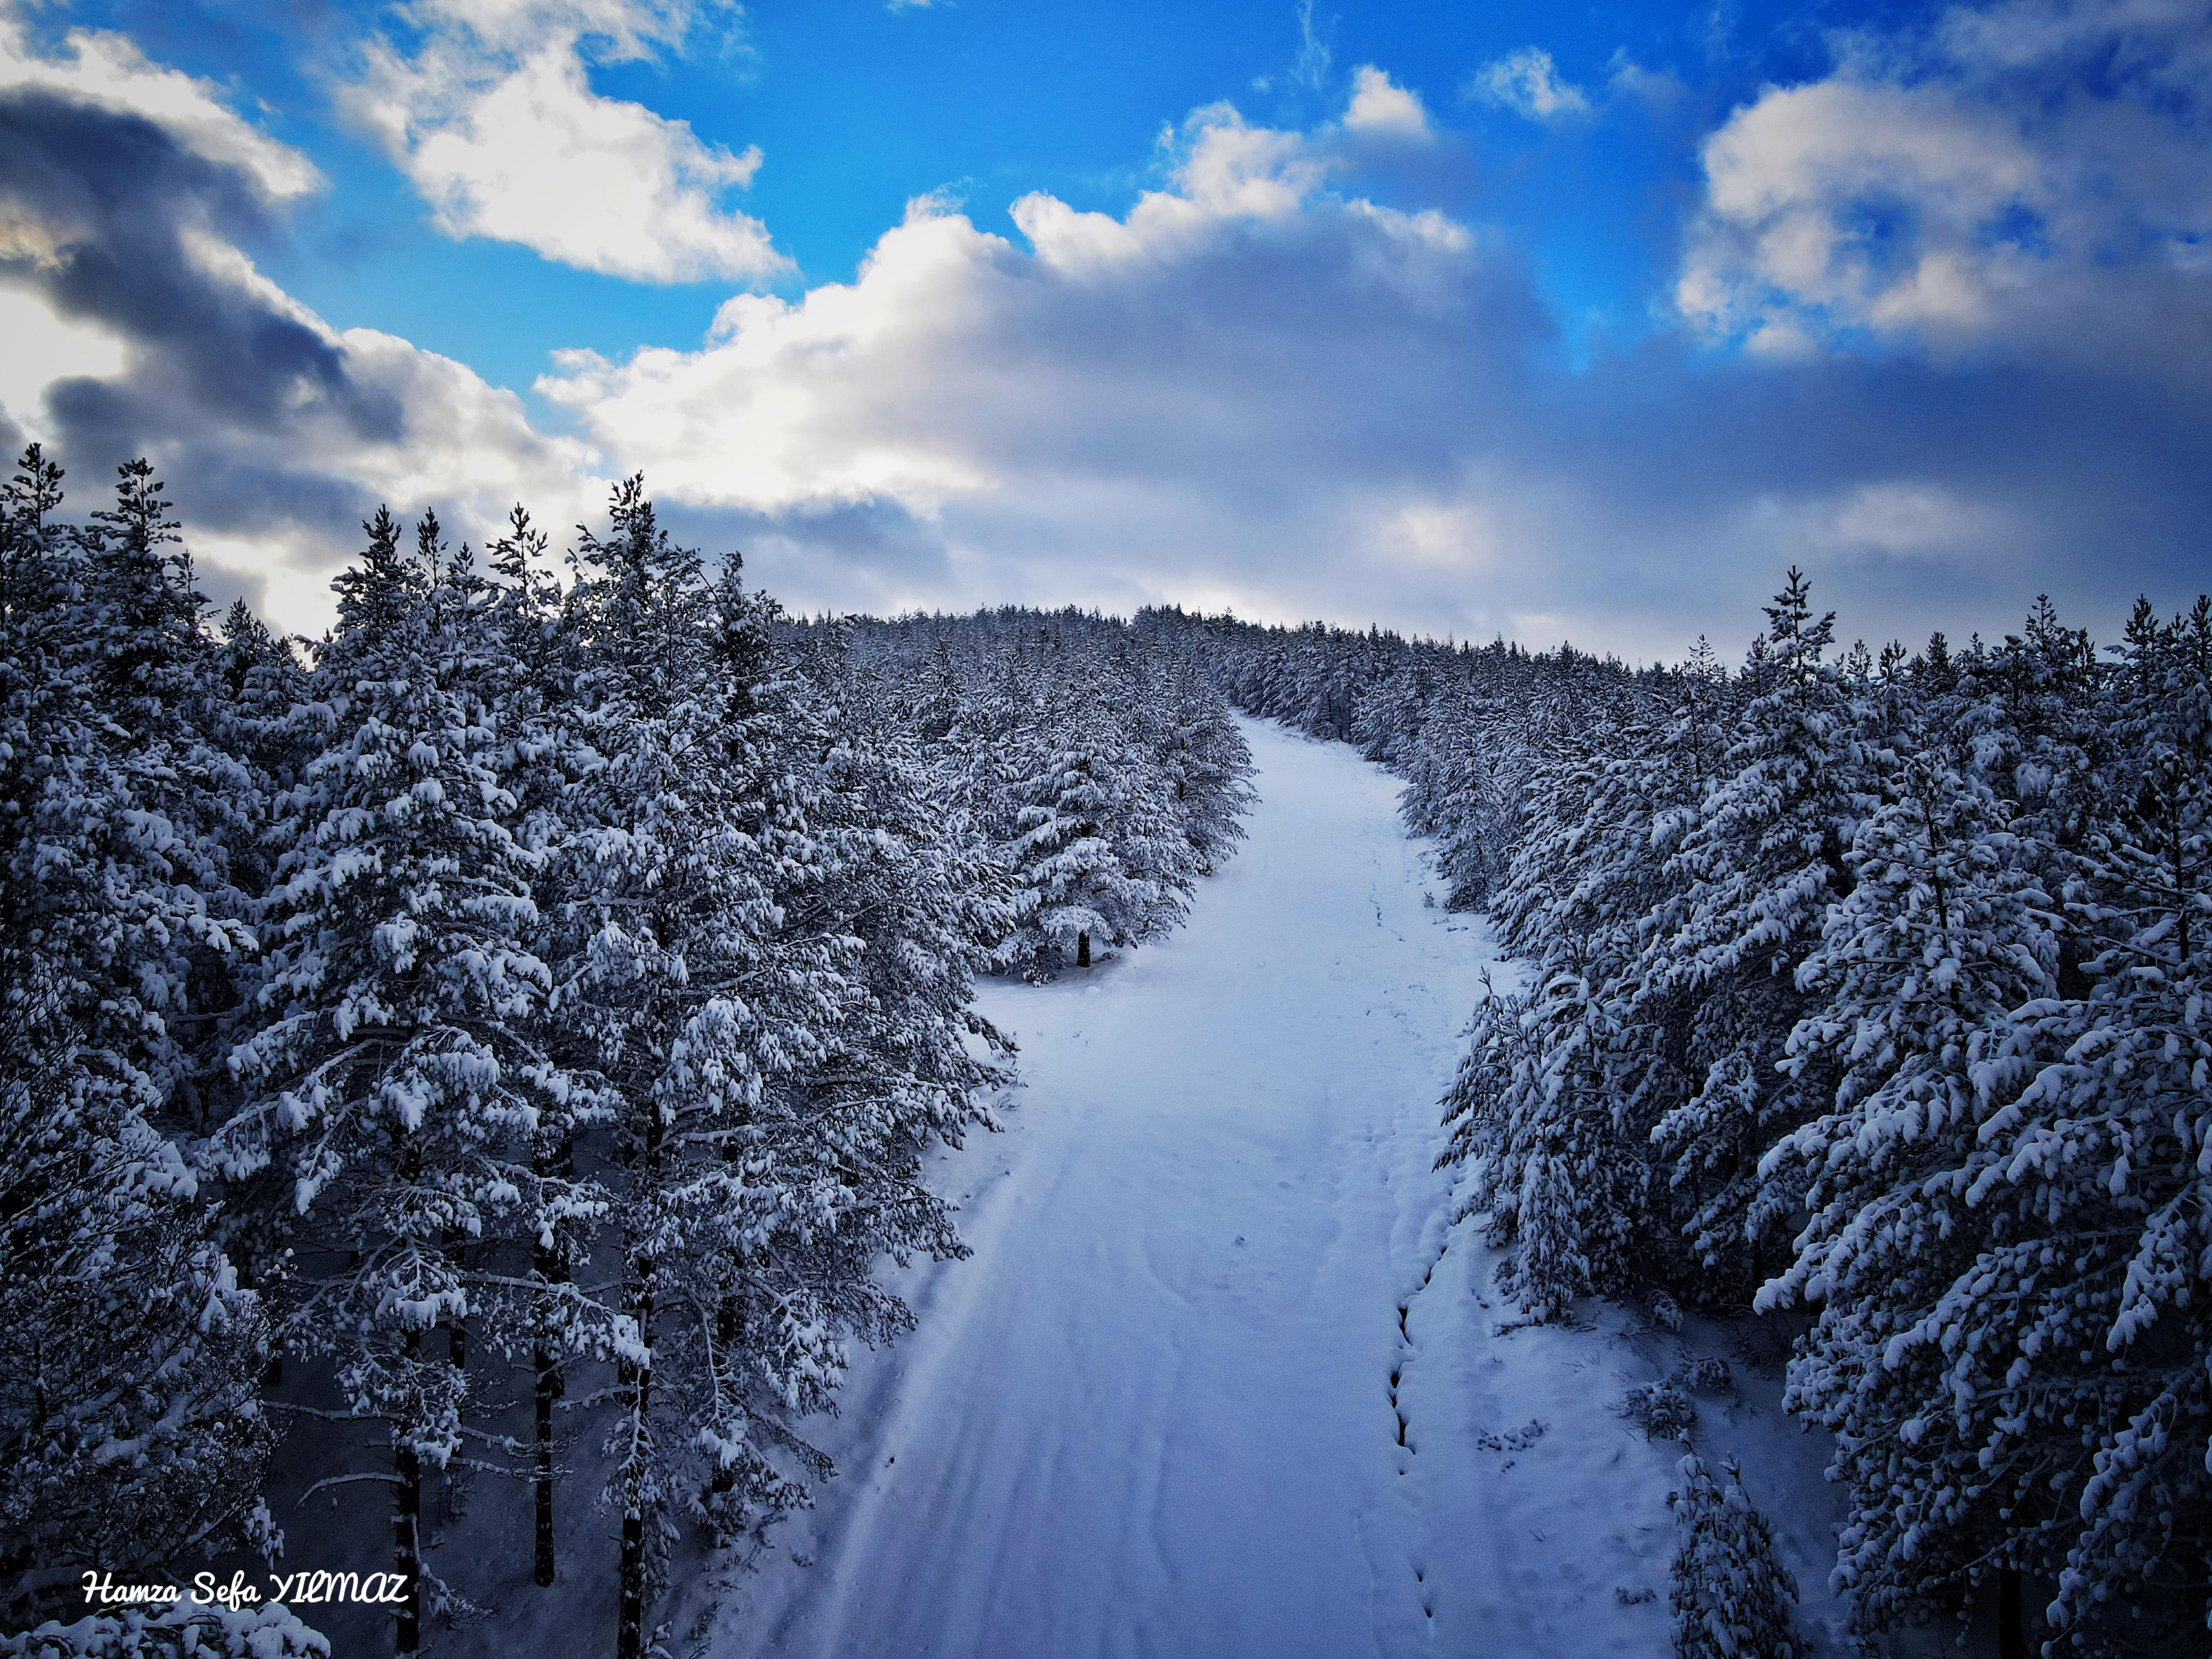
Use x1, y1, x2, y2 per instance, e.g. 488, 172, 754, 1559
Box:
1753, 678, 2062, 1634
218, 509, 605, 1654
999, 702, 1181, 974
1641, 571, 1866, 1300
0, 451, 274, 1627
1668, 1454, 1801, 1659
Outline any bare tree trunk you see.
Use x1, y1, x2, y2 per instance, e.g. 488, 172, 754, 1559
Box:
440, 1258, 470, 1524
394, 1331, 424, 1655
533, 1326, 558, 1587
705, 1295, 744, 1521
1997, 1567, 2026, 1659
615, 1292, 654, 1659
531, 1138, 571, 1589
1077, 930, 1091, 968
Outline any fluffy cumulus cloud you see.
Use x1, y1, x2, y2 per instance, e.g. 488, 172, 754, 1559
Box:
532, 70, 2209, 657
0, 7, 601, 628
533, 99, 1562, 629
341, 0, 786, 283
1463, 48, 1591, 121
1342, 65, 1432, 143
1677, 0, 2212, 366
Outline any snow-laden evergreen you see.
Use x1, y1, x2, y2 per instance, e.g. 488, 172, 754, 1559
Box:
1, 452, 273, 1630
0, 451, 1255, 1657
2, 1603, 329, 1658
11, 432, 2210, 1653
813, 608, 1254, 977
1668, 1453, 1802, 1659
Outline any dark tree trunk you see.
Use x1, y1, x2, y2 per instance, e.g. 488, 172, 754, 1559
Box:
532, 1136, 572, 1588
440, 1294, 470, 1524
533, 1338, 557, 1587
616, 1104, 663, 1658
1077, 931, 1091, 968
615, 1293, 654, 1659
617, 1501, 645, 1659
705, 1295, 745, 1519
1997, 1567, 2026, 1659
394, 1439, 421, 1655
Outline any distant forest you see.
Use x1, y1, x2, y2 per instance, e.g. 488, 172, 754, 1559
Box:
4, 448, 2208, 1656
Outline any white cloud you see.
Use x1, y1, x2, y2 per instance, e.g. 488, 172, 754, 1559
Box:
534, 105, 1486, 518
1292, 0, 1331, 91
1604, 50, 1684, 109
528, 102, 1551, 630
1804, 481, 2013, 560
0, 10, 322, 202
0, 286, 126, 436
340, 0, 786, 283
1342, 65, 1432, 143
1677, 0, 2212, 363
506, 81, 2209, 658
1464, 47, 1590, 121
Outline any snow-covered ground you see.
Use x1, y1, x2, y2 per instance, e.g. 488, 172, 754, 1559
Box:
688, 718, 1866, 1658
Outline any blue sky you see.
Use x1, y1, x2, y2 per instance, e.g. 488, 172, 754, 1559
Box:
1, 0, 2206, 654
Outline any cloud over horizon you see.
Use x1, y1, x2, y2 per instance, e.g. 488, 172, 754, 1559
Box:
0, 0, 2204, 660
1678, 0, 2212, 369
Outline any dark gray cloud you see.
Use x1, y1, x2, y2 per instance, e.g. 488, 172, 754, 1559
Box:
0, 91, 371, 434
0, 72, 599, 632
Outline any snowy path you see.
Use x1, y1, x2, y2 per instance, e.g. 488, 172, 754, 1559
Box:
699, 718, 1851, 1658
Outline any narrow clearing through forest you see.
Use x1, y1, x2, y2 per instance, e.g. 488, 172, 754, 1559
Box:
696, 718, 1851, 1658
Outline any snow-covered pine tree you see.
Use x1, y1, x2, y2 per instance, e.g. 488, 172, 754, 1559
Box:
555, 483, 863, 1656
1640, 570, 1868, 1303
549, 484, 1027, 1653
1442, 648, 1730, 1314
219, 508, 605, 1653
1399, 683, 1521, 912
686, 609, 1019, 1537
477, 502, 616, 1590
0, 450, 275, 1630
1143, 654, 1254, 877
999, 700, 1181, 974
1754, 664, 2063, 1636
2, 1601, 330, 1658
1896, 597, 2212, 1649
1668, 1453, 1801, 1659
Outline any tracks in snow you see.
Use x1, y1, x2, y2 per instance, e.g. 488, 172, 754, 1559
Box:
686, 721, 1855, 1659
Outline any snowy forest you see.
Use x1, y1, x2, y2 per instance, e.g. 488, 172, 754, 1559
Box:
0, 452, 1250, 1658
3, 445, 2209, 1658
1203, 585, 2212, 1655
